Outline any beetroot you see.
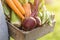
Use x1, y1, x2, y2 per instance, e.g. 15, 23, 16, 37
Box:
22, 0, 41, 31
22, 17, 37, 31
35, 16, 41, 27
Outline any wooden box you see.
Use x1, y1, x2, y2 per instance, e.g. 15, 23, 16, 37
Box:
7, 19, 55, 40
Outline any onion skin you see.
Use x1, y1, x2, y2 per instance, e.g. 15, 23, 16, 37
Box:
22, 17, 37, 30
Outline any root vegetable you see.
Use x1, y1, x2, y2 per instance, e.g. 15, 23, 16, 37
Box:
35, 16, 41, 27
6, 0, 24, 20
23, 3, 31, 18
22, 17, 37, 31
22, 0, 41, 30
12, 0, 25, 15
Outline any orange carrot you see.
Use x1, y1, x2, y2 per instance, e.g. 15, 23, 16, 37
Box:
12, 0, 25, 15
23, 3, 31, 18
6, 0, 24, 20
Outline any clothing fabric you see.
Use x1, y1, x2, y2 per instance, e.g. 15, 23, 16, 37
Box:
0, 0, 8, 40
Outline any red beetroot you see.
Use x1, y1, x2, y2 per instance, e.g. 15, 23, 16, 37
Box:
35, 16, 41, 27
22, 17, 37, 31
22, 0, 41, 31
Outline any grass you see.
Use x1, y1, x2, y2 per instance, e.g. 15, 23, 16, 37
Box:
10, 0, 60, 40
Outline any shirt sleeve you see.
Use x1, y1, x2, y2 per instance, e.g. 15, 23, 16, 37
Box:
0, 0, 9, 40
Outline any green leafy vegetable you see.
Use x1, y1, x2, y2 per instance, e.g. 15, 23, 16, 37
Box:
2, 3, 10, 18
19, 0, 29, 5
29, 0, 34, 4
11, 11, 21, 27
38, 0, 53, 25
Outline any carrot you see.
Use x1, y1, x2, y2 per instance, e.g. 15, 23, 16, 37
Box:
18, 0, 31, 17
23, 3, 31, 18
6, 0, 24, 20
12, 0, 25, 15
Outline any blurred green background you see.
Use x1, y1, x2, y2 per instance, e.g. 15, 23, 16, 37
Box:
10, 0, 60, 40
37, 0, 60, 40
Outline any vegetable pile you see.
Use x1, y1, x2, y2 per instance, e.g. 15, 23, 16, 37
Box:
1, 0, 54, 31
